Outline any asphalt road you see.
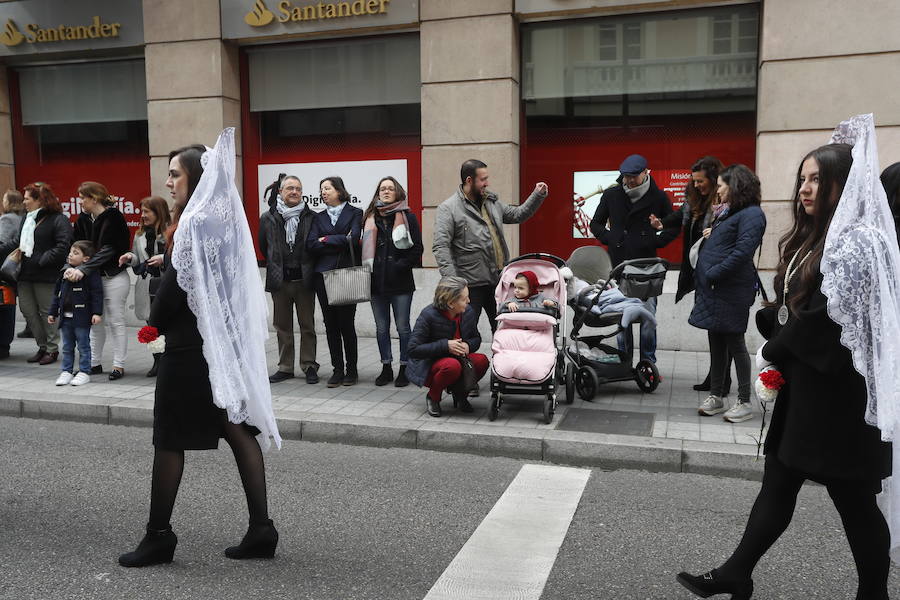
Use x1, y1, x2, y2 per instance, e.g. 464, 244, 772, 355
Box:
1, 416, 897, 599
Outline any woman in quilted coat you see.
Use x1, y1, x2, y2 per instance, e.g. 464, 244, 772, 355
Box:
689, 164, 766, 423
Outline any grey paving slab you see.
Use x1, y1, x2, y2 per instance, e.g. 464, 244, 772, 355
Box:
0, 323, 774, 479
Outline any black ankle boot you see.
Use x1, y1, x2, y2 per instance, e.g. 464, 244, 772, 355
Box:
693, 373, 711, 392
426, 394, 442, 417
118, 524, 177, 567
343, 367, 358, 386
225, 519, 278, 559
375, 364, 393, 386
327, 370, 344, 388
676, 569, 753, 600
394, 365, 409, 387
451, 388, 473, 413
146, 354, 161, 377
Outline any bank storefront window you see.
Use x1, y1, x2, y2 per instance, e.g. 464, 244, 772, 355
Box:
242, 33, 422, 226
519, 6, 758, 263
10, 58, 150, 233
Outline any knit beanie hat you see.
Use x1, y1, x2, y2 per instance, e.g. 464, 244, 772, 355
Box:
517, 270, 540, 296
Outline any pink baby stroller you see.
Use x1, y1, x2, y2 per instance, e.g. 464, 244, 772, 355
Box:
489, 253, 568, 424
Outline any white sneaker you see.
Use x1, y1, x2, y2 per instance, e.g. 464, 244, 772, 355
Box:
55, 371, 74, 386
698, 394, 725, 416
70, 372, 90, 386
724, 400, 753, 423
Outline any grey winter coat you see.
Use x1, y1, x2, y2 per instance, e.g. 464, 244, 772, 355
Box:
0, 213, 23, 249
432, 186, 547, 288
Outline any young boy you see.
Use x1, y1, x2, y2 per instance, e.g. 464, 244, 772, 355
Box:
48, 240, 103, 386
499, 270, 558, 314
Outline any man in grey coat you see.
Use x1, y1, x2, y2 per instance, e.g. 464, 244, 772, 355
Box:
258, 175, 319, 384
433, 159, 549, 333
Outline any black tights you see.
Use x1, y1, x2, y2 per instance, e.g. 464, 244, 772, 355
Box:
719, 456, 890, 599
148, 422, 269, 529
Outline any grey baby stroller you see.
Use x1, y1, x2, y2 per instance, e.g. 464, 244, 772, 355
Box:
563, 246, 668, 402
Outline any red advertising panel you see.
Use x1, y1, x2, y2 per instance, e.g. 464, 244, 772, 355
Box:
521, 113, 757, 264
8, 71, 150, 241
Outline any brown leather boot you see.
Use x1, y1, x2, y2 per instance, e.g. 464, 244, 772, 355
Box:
38, 351, 59, 365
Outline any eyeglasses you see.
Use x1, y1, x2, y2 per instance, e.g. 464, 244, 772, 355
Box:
281, 186, 302, 193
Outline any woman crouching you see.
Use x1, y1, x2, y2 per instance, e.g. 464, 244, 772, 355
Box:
407, 276, 489, 417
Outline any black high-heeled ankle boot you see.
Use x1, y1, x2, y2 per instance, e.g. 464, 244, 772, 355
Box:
375, 364, 393, 386
146, 354, 161, 378
676, 569, 753, 600
118, 524, 177, 568
225, 519, 278, 559
394, 365, 409, 387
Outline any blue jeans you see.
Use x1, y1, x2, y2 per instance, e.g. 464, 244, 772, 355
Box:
617, 296, 657, 363
60, 318, 91, 374
370, 293, 413, 365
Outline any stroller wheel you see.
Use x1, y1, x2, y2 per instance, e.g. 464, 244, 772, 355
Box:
575, 367, 599, 401
543, 394, 555, 424
634, 359, 660, 393
564, 362, 575, 404
488, 393, 500, 422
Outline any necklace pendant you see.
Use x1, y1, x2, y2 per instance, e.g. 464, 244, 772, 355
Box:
777, 304, 789, 326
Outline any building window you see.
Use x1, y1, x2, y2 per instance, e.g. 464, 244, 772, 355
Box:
522, 5, 759, 119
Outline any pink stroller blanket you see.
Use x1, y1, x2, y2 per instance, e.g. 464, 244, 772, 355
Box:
491, 312, 557, 384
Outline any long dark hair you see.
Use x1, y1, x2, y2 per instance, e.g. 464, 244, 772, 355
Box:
686, 156, 723, 220
165, 144, 206, 249
140, 196, 172, 236
719, 164, 761, 214
772, 143, 853, 312
320, 176, 351, 205
363, 176, 407, 222
880, 162, 900, 237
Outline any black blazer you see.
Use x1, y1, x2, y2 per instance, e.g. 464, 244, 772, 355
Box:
306, 203, 363, 273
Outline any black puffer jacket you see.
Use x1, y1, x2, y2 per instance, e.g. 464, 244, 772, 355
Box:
369, 211, 423, 296
258, 203, 315, 292
406, 305, 482, 387
0, 209, 72, 283
78, 208, 131, 277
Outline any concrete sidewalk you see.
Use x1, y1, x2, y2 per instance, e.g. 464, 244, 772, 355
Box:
0, 324, 767, 479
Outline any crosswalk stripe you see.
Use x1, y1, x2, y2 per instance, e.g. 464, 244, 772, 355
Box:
423, 463, 591, 600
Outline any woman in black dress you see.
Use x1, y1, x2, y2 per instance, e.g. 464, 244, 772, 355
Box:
677, 140, 893, 599
119, 131, 280, 567
307, 176, 363, 387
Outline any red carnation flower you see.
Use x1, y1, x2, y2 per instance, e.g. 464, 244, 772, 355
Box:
759, 369, 785, 390
138, 325, 160, 344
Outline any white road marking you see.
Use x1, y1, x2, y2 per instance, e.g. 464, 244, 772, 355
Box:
424, 463, 591, 600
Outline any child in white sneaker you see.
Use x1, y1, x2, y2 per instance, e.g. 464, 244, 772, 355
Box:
48, 240, 103, 386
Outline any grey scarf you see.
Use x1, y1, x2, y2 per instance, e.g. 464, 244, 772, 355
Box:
276, 196, 305, 248
624, 175, 651, 203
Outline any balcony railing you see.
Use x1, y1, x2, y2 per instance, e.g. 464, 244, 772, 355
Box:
523, 53, 757, 99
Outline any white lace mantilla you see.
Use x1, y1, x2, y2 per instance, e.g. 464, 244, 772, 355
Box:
172, 128, 281, 451
822, 113, 900, 560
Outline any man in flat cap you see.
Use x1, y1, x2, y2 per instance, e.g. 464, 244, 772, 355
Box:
589, 154, 676, 363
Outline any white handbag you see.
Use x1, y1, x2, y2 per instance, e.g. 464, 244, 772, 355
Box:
322, 233, 371, 306
688, 237, 704, 269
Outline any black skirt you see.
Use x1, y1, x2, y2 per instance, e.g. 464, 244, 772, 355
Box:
153, 346, 235, 451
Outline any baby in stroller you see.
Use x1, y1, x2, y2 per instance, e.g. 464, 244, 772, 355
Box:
489, 255, 567, 424
568, 275, 656, 328
498, 270, 559, 314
